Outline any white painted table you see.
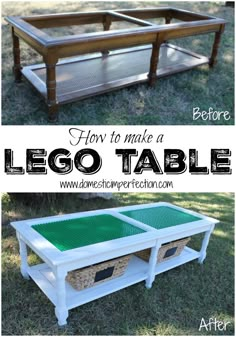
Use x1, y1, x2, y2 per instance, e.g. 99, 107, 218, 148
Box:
10, 202, 218, 325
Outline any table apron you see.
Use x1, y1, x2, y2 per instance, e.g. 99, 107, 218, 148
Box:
163, 23, 223, 40
13, 27, 47, 56
155, 223, 215, 244
18, 222, 214, 274
51, 238, 158, 272
11, 22, 223, 60
55, 25, 222, 58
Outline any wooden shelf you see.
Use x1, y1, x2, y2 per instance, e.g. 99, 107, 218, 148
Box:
7, 8, 225, 119
22, 43, 209, 104
27, 247, 200, 310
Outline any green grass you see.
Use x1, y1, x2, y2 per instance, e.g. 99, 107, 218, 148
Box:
1, 1, 234, 125
1, 193, 234, 335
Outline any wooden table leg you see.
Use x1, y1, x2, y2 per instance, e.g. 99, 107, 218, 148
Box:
102, 15, 112, 56
16, 232, 30, 280
54, 267, 68, 326
148, 38, 161, 87
198, 224, 215, 264
44, 58, 58, 122
164, 16, 171, 43
12, 27, 22, 83
209, 27, 224, 68
165, 15, 172, 24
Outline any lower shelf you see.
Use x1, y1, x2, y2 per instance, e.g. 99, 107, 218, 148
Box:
28, 255, 148, 309
27, 247, 200, 310
22, 43, 209, 104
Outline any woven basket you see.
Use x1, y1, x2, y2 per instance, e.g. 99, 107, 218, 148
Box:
136, 237, 191, 263
66, 255, 131, 291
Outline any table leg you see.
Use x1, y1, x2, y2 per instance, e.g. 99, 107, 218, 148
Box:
102, 15, 112, 56
164, 16, 171, 43
209, 28, 224, 68
198, 225, 215, 264
145, 243, 160, 289
12, 28, 22, 83
148, 39, 161, 86
54, 268, 68, 326
16, 232, 30, 280
44, 60, 58, 122
165, 15, 172, 24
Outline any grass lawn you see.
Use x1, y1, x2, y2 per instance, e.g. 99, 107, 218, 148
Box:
1, 1, 234, 125
1, 192, 234, 335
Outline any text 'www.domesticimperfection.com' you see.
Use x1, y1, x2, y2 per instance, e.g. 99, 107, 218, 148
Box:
59, 179, 174, 191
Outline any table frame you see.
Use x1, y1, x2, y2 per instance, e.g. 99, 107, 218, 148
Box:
11, 202, 218, 325
5, 7, 226, 121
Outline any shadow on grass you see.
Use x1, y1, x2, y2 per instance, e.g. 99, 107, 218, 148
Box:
1, 193, 234, 335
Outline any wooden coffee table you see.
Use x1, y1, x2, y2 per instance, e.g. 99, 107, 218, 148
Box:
6, 8, 226, 121
11, 202, 218, 325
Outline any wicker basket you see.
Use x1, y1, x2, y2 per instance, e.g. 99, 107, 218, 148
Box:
136, 237, 191, 263
66, 255, 131, 291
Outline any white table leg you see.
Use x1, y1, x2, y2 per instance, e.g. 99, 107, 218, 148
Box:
145, 242, 161, 289
16, 232, 30, 280
54, 268, 68, 326
198, 224, 215, 264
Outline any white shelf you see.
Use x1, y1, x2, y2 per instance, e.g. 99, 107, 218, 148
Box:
28, 255, 149, 310
27, 247, 200, 310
